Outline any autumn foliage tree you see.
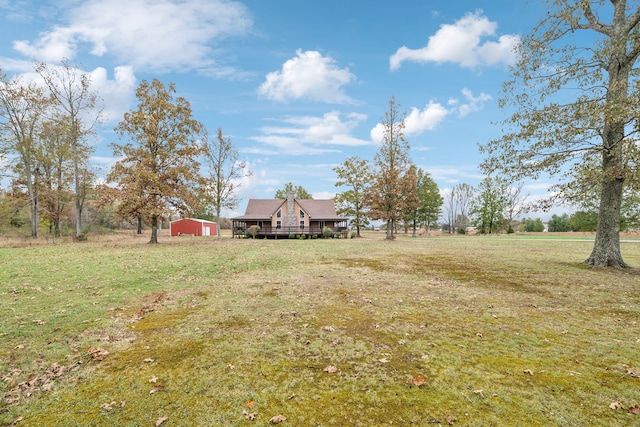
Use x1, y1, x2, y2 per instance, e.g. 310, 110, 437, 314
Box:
109, 79, 204, 244
365, 96, 414, 240
480, 0, 640, 267
333, 156, 372, 237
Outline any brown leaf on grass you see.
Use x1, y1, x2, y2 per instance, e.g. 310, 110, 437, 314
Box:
87, 346, 109, 361
14, 345, 24, 350
245, 400, 256, 408
242, 409, 256, 420
149, 376, 158, 383
155, 415, 168, 426
523, 369, 534, 375
629, 405, 640, 415
610, 401, 623, 410
269, 415, 287, 424
149, 385, 165, 394
9, 416, 24, 426
143, 358, 154, 363
287, 393, 296, 400
407, 375, 426, 387
473, 389, 484, 397
324, 365, 337, 373
446, 414, 456, 424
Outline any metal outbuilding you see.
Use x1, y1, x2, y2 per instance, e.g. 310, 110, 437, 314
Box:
169, 218, 217, 237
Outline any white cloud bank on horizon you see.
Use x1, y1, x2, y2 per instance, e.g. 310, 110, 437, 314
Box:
258, 50, 357, 104
389, 11, 519, 70
11, 0, 253, 73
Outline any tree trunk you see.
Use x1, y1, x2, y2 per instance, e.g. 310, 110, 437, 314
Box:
74, 162, 83, 238
585, 13, 630, 269
149, 214, 158, 244
585, 148, 627, 268
137, 214, 143, 234
216, 207, 222, 240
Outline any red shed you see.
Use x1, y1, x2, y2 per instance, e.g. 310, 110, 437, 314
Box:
170, 218, 217, 237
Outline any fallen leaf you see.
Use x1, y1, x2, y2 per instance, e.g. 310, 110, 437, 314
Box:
626, 368, 640, 378
9, 416, 23, 426
378, 358, 390, 363
242, 409, 256, 420
321, 326, 335, 332
88, 346, 110, 361
407, 375, 426, 387
245, 400, 256, 408
143, 358, 154, 363
155, 415, 168, 426
269, 415, 287, 424
523, 369, 534, 375
473, 389, 484, 397
629, 405, 640, 415
228, 364, 235, 370
287, 393, 296, 400
149, 376, 158, 383
446, 414, 455, 425
323, 365, 337, 373
610, 401, 623, 410
149, 385, 165, 394
14, 345, 24, 350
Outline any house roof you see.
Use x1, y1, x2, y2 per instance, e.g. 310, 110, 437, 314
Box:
233, 198, 345, 221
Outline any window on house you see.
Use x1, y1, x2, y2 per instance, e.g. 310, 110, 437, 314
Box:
258, 221, 263, 228
299, 210, 305, 218
320, 221, 325, 229
276, 220, 281, 229
300, 221, 304, 229
276, 209, 281, 218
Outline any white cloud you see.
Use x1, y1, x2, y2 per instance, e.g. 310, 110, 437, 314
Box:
450, 88, 492, 117
89, 66, 136, 123
12, 0, 253, 72
370, 101, 449, 143
250, 111, 370, 155
258, 50, 357, 104
389, 11, 519, 70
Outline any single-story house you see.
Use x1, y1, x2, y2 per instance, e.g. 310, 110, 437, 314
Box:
170, 218, 217, 237
232, 191, 347, 238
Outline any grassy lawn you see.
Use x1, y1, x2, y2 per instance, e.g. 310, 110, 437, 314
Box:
1, 233, 639, 426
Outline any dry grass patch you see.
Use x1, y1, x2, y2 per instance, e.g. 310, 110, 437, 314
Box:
1, 236, 639, 426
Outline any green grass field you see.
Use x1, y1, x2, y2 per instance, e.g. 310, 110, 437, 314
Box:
1, 233, 639, 426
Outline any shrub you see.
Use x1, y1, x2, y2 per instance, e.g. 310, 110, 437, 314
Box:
322, 227, 334, 238
289, 233, 296, 239
350, 231, 356, 239
246, 225, 260, 238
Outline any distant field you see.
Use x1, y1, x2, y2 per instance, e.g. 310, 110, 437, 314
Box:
1, 234, 639, 426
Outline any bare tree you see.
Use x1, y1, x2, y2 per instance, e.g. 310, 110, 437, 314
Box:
202, 128, 251, 239
0, 72, 51, 237
36, 59, 102, 239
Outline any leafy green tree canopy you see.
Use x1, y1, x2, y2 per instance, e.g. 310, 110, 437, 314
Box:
274, 182, 312, 199
479, 1, 640, 267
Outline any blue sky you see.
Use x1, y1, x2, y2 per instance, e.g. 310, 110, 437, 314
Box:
0, 0, 555, 218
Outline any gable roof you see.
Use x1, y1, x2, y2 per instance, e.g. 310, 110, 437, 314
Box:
233, 198, 345, 221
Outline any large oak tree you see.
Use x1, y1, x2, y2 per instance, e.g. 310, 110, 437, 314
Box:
109, 79, 204, 244
480, 0, 640, 268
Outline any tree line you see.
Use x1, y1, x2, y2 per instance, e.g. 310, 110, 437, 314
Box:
0, 66, 249, 243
